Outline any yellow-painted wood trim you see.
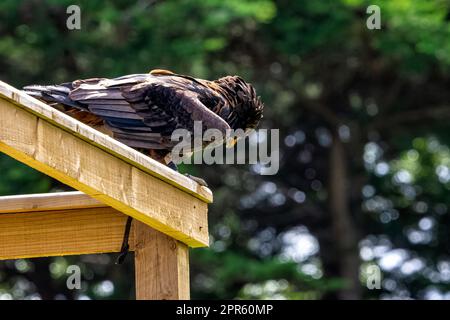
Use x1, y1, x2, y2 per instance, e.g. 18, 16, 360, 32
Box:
0, 93, 209, 247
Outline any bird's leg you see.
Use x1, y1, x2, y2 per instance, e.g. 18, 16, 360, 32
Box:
167, 160, 178, 171
163, 153, 209, 187
149, 149, 209, 185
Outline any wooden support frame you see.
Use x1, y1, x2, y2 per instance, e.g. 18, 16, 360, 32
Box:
0, 192, 191, 299
0, 192, 133, 259
0, 81, 211, 247
0, 81, 211, 300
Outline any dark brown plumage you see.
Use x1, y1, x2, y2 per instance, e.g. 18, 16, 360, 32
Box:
23, 70, 264, 166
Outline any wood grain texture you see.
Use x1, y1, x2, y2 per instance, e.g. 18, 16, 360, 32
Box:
0, 191, 104, 213
0, 81, 212, 203
134, 221, 190, 300
0, 90, 209, 247
0, 207, 134, 260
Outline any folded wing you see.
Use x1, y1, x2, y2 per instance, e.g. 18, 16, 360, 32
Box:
66, 75, 230, 151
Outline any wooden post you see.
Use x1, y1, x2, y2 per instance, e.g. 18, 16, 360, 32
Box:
134, 221, 190, 300
0, 81, 212, 300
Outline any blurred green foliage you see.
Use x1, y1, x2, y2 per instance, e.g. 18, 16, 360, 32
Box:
0, 156, 51, 195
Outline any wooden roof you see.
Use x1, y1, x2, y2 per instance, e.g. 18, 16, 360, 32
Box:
0, 81, 211, 248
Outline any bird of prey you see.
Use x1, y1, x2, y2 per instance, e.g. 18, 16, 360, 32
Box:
23, 69, 264, 264
23, 69, 264, 184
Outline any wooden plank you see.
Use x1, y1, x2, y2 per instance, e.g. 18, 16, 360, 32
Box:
0, 92, 209, 248
0, 207, 134, 260
0, 191, 105, 213
134, 221, 190, 300
0, 81, 212, 204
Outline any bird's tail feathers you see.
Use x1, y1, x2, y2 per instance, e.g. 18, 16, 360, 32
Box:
23, 83, 84, 110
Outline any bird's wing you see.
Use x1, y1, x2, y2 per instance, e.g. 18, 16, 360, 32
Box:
67, 75, 230, 150
121, 81, 231, 150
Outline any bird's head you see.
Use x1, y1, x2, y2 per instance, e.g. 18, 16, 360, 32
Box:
213, 76, 264, 147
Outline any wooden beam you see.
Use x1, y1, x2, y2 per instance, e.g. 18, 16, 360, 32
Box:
0, 82, 210, 248
134, 221, 190, 300
0, 81, 212, 203
0, 193, 193, 299
0, 207, 134, 260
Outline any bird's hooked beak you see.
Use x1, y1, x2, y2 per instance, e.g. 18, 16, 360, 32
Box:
225, 129, 254, 148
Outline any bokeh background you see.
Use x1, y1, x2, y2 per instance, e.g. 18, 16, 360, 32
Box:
0, 0, 450, 300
